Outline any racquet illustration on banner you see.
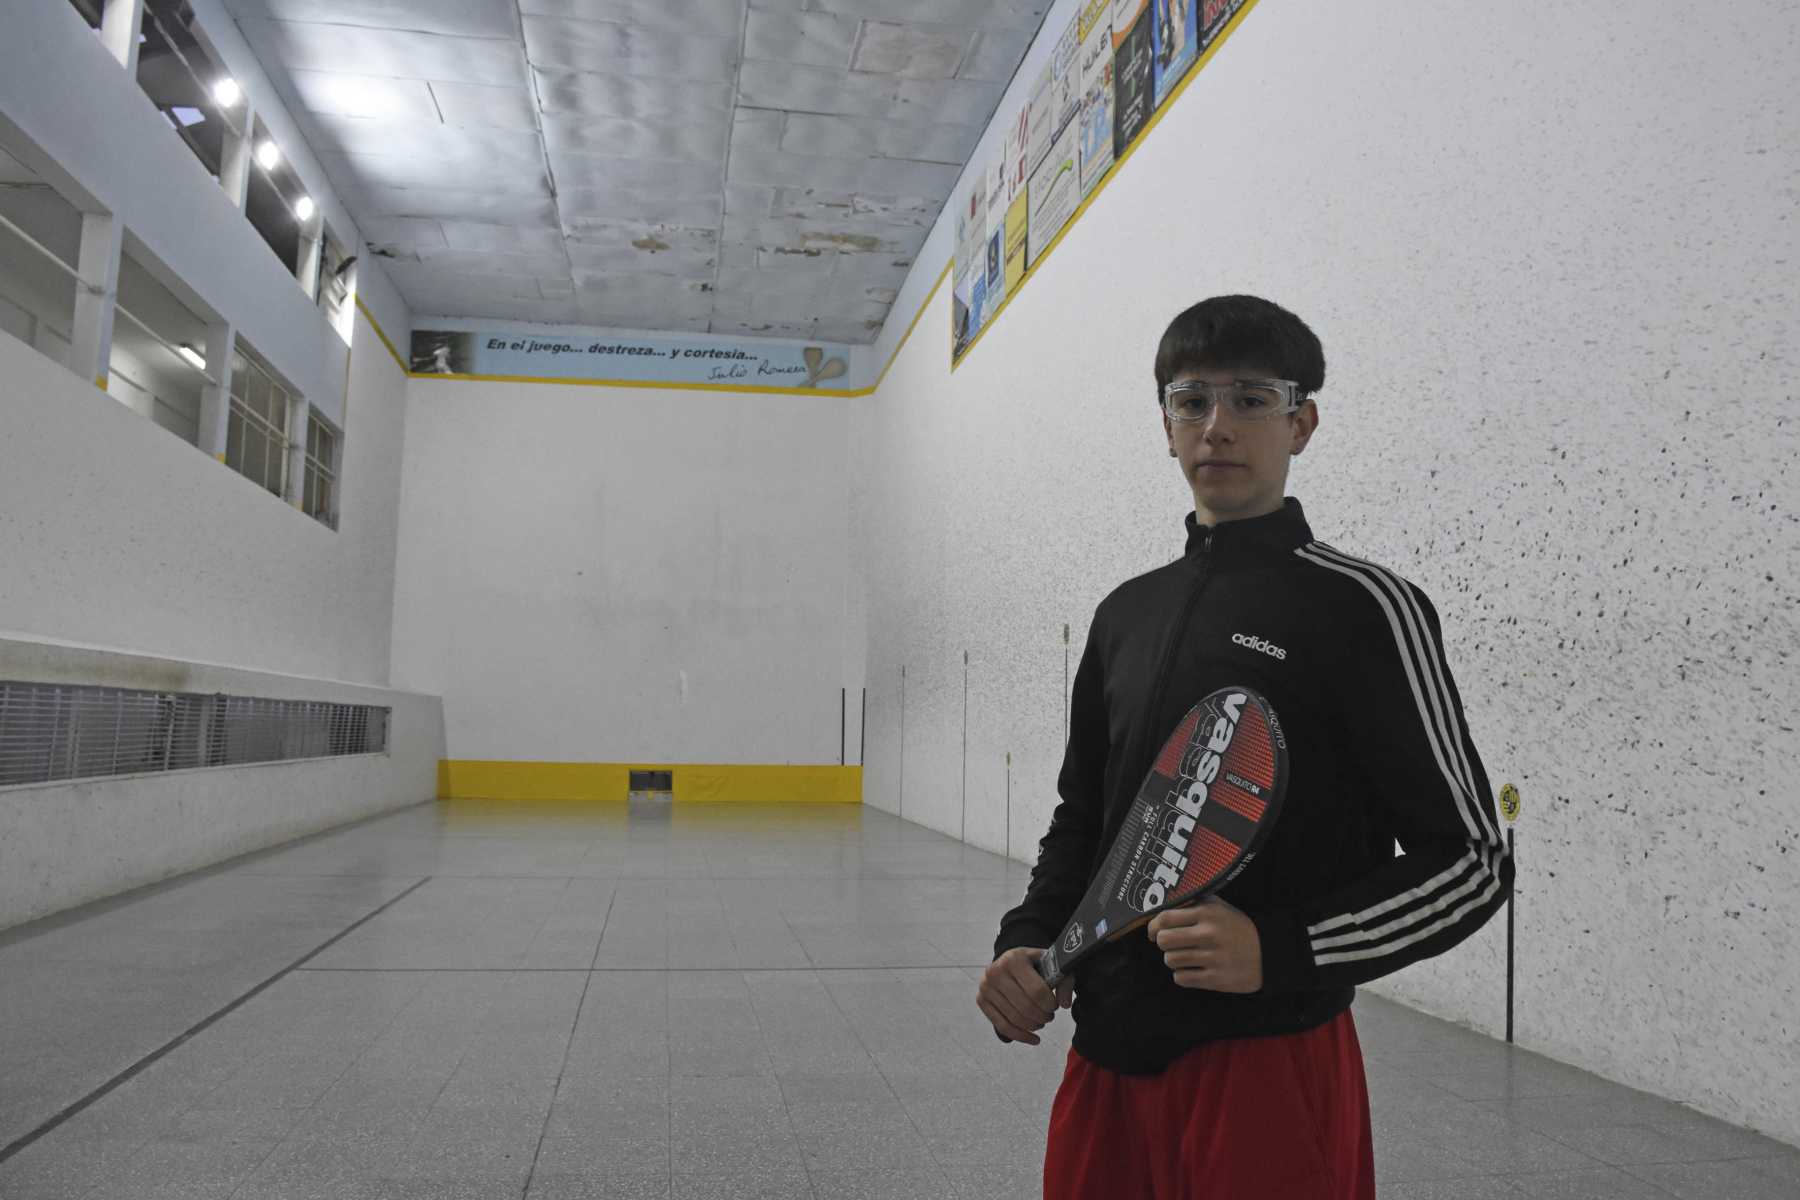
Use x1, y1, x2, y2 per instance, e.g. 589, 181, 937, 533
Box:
1036, 685, 1289, 990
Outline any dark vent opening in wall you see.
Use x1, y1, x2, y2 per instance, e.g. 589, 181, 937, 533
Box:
629, 769, 672, 792
0, 681, 390, 788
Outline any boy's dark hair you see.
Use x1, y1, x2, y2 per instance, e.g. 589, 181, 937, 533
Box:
1153, 295, 1327, 405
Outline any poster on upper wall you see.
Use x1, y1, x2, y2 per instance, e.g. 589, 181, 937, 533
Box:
1077, 0, 1115, 196
983, 156, 1008, 311
407, 328, 856, 389
1112, 2, 1154, 158
1048, 17, 1083, 141
1200, 0, 1245, 51
1003, 105, 1030, 204
1025, 63, 1055, 178
1152, 0, 1200, 107
1004, 187, 1030, 292
967, 267, 990, 346
1026, 118, 1080, 270
951, 260, 975, 358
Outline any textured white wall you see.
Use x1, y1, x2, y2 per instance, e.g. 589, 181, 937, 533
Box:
0, 305, 412, 687
389, 378, 864, 765
860, 0, 1798, 1146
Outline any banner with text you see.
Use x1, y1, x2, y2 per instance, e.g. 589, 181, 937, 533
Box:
409, 329, 857, 390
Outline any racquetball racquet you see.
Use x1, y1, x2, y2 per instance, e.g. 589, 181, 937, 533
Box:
1035, 684, 1289, 990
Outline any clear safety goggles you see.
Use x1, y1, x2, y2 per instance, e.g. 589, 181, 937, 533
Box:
1162, 378, 1308, 423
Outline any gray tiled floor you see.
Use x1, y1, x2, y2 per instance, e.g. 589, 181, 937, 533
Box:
0, 798, 1794, 1199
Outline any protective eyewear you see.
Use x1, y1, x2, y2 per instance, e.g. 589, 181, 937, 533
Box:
1162, 378, 1307, 423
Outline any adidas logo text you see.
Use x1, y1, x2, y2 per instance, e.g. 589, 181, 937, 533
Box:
1232, 633, 1287, 660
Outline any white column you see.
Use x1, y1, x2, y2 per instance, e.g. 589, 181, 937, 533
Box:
197, 320, 234, 460
69, 212, 123, 388
218, 104, 254, 209
295, 213, 324, 298
99, 0, 145, 74
285, 395, 310, 508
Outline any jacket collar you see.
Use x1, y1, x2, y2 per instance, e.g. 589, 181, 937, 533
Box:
1183, 496, 1314, 563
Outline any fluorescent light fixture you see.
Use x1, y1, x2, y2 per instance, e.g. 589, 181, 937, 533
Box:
213, 77, 241, 107
177, 344, 206, 371
294, 195, 315, 221
255, 140, 280, 170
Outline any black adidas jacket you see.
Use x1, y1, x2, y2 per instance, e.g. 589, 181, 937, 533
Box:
994, 497, 1513, 1074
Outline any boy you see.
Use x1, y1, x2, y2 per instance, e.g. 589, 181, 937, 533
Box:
977, 295, 1513, 1198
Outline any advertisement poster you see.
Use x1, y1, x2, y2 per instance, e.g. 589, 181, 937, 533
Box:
1048, 17, 1083, 140
1112, 4, 1154, 159
1200, 0, 1243, 51
1004, 188, 1030, 292
1026, 119, 1080, 270
967, 268, 990, 346
1003, 105, 1030, 204
951, 260, 975, 359
409, 329, 855, 389
1025, 63, 1055, 178
984, 157, 1008, 311
1111, 0, 1147, 49
1152, 0, 1199, 108
1077, 0, 1115, 196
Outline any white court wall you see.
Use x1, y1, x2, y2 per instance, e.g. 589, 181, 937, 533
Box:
389, 377, 864, 766
0, 305, 412, 687
860, 0, 1798, 1146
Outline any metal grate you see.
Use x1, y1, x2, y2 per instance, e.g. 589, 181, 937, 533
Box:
0, 681, 389, 788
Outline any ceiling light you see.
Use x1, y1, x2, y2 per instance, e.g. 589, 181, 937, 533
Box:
255, 140, 280, 170
176, 344, 206, 371
213, 77, 241, 107
294, 195, 315, 221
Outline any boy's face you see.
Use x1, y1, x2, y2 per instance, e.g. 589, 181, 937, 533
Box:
1162, 363, 1318, 528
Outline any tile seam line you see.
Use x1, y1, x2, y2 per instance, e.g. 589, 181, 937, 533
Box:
0, 874, 434, 1166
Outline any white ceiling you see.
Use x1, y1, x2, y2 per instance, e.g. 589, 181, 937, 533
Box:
223, 0, 1050, 343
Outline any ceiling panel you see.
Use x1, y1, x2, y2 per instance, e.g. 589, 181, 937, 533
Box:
226, 0, 521, 40
521, 17, 740, 83
428, 82, 541, 130
520, 0, 745, 38
780, 113, 980, 165
286, 69, 440, 122
742, 12, 862, 69
233, 0, 1044, 342
540, 113, 729, 164
534, 70, 735, 121
847, 21, 971, 79
355, 187, 560, 226
239, 19, 530, 87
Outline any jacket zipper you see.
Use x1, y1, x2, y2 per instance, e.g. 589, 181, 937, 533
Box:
1131, 529, 1214, 794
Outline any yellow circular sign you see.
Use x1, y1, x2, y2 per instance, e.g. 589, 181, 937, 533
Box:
1499, 783, 1521, 823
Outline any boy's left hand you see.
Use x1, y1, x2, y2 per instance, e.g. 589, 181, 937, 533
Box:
1147, 897, 1263, 993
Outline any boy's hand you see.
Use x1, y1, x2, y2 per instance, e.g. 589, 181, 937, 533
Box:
977, 947, 1075, 1045
1148, 898, 1263, 993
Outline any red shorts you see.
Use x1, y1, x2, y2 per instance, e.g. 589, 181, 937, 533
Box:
1043, 1008, 1375, 1200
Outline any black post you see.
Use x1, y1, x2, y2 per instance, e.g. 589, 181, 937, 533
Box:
859, 687, 866, 766
1505, 825, 1516, 1044
839, 688, 845, 766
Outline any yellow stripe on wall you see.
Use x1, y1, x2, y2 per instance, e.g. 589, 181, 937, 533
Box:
438, 761, 862, 804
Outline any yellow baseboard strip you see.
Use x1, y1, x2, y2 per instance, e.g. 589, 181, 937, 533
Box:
437, 761, 862, 804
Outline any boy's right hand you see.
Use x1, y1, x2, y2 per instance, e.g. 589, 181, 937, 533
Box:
977, 947, 1074, 1045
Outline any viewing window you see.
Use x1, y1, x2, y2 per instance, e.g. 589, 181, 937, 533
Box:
318, 232, 356, 345
302, 409, 339, 529
226, 342, 294, 499
0, 145, 81, 371
110, 238, 213, 446
135, 1, 234, 185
